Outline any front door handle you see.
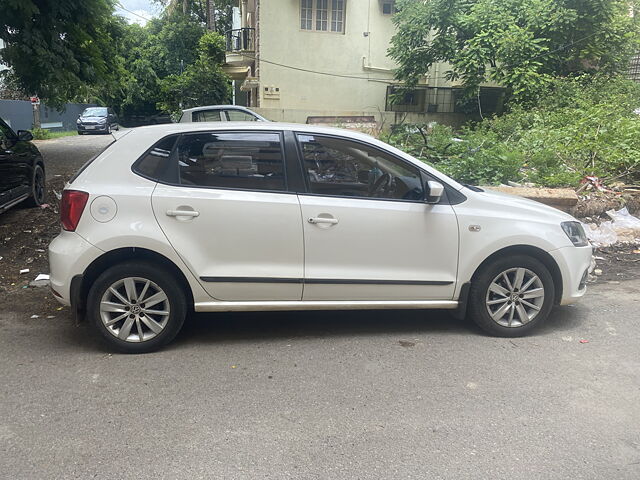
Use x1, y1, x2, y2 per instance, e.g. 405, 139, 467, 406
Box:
166, 209, 200, 218
308, 217, 338, 225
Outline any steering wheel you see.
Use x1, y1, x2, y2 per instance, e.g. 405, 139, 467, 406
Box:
369, 173, 392, 197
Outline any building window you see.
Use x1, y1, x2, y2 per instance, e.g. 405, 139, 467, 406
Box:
301, 0, 345, 33
382, 1, 396, 15
331, 0, 344, 32
385, 86, 504, 115
301, 0, 313, 30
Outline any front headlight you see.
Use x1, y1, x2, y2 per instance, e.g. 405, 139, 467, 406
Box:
561, 221, 589, 247
76, 118, 81, 124
98, 118, 107, 124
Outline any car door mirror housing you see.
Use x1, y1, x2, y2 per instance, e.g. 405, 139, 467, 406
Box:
425, 180, 444, 204
17, 130, 33, 142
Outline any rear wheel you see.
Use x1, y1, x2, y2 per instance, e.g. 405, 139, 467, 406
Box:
87, 262, 187, 353
467, 255, 554, 337
24, 163, 45, 207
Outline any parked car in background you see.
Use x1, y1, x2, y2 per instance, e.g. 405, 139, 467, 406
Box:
49, 122, 592, 353
179, 105, 267, 123
77, 107, 119, 135
0, 117, 45, 213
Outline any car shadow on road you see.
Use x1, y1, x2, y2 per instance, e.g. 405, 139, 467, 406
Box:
171, 309, 481, 348
171, 303, 586, 349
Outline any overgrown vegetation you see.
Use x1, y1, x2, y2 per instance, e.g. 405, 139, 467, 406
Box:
30, 129, 78, 140
386, 76, 640, 187
390, 0, 640, 105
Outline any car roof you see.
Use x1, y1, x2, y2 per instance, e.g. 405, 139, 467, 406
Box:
128, 121, 376, 141
181, 105, 257, 114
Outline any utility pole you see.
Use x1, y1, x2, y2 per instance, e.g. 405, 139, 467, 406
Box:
206, 0, 216, 31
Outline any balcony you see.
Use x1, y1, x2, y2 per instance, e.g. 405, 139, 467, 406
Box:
224, 28, 255, 69
226, 27, 255, 52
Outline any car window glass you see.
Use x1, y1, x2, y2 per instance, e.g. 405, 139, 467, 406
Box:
82, 107, 107, 117
296, 134, 424, 201
193, 110, 223, 122
0, 120, 15, 148
225, 110, 258, 122
177, 132, 285, 191
134, 135, 178, 180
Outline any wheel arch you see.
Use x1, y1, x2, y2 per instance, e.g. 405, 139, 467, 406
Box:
469, 245, 563, 304
74, 247, 195, 321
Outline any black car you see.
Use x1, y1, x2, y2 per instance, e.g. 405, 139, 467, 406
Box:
77, 107, 119, 135
0, 117, 45, 213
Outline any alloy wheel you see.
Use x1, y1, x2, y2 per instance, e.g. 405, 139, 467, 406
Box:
485, 267, 545, 327
99, 277, 170, 342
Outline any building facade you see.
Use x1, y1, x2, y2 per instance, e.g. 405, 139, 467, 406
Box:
223, 0, 500, 125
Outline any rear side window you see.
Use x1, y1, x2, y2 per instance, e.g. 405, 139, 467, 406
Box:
177, 132, 286, 191
225, 110, 259, 122
133, 135, 178, 181
193, 110, 223, 122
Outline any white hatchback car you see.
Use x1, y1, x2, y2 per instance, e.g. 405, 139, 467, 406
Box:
49, 123, 592, 353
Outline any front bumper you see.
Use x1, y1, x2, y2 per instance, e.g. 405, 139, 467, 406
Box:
77, 123, 108, 133
549, 244, 593, 305
49, 231, 103, 306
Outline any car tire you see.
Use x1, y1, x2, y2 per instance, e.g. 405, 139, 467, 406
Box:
87, 261, 187, 353
467, 255, 555, 337
24, 163, 46, 207
106, 124, 111, 134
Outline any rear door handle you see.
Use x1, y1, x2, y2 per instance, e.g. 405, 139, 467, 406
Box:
166, 209, 200, 217
308, 217, 338, 225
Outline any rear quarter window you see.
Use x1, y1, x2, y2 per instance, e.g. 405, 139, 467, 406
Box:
132, 135, 179, 181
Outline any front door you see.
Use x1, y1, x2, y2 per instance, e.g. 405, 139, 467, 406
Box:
0, 120, 29, 206
295, 133, 459, 301
152, 131, 304, 301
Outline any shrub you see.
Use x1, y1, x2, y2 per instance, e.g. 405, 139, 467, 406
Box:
386, 75, 640, 187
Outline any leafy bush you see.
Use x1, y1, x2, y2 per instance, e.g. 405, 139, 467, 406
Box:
30, 127, 50, 140
386, 75, 640, 187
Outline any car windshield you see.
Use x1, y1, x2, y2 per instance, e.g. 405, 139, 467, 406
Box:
82, 107, 108, 117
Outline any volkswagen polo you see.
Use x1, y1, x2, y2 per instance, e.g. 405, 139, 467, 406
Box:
49, 123, 592, 353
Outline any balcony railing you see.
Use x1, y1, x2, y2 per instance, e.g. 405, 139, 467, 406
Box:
226, 28, 255, 52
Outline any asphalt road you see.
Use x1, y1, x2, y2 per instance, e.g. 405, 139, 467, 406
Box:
35, 132, 120, 179
1, 134, 639, 479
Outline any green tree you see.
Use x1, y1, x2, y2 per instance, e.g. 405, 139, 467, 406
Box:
0, 0, 118, 106
157, 31, 231, 114
389, 0, 640, 105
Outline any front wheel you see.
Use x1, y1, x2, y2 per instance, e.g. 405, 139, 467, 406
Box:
467, 255, 555, 337
87, 262, 187, 353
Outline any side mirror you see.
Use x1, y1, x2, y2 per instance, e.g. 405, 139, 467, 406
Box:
426, 180, 444, 204
17, 130, 33, 142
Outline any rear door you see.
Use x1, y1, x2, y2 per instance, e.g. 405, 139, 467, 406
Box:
151, 130, 304, 301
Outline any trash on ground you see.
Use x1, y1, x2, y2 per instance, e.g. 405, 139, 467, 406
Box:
579, 339, 589, 344
39, 203, 50, 209
583, 207, 640, 247
594, 269, 602, 276
29, 273, 50, 288
53, 190, 62, 200
30, 315, 39, 319
19, 268, 30, 274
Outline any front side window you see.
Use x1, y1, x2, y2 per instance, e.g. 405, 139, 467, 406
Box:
177, 132, 286, 192
193, 110, 223, 122
301, 0, 345, 33
225, 110, 259, 122
296, 134, 424, 201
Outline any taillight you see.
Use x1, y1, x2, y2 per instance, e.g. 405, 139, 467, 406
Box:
60, 190, 89, 231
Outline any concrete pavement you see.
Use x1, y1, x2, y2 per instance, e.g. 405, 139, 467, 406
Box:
1, 279, 639, 479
